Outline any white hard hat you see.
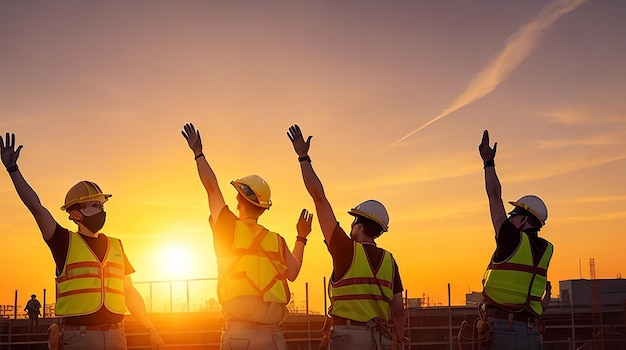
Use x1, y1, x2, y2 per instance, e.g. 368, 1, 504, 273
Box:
348, 200, 389, 232
509, 195, 547, 226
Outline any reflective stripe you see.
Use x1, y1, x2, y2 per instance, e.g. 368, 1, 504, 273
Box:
490, 262, 547, 276
330, 243, 394, 322
331, 294, 391, 301
333, 277, 393, 289
55, 232, 127, 316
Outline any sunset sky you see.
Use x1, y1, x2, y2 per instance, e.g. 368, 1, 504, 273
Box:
1, 0, 626, 314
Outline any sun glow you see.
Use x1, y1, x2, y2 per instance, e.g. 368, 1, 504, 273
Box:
158, 244, 194, 281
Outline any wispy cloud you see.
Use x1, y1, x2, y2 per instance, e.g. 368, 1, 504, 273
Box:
557, 194, 626, 205
342, 152, 477, 189
535, 108, 587, 125
506, 153, 626, 183
388, 0, 588, 148
347, 151, 626, 192
535, 134, 623, 149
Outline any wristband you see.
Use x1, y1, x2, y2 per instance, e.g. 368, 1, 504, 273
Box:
298, 155, 311, 163
483, 159, 495, 169
296, 236, 307, 245
6, 165, 18, 173
194, 153, 205, 160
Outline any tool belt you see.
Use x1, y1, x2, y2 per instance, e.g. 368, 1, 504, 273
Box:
332, 316, 369, 326
485, 305, 536, 323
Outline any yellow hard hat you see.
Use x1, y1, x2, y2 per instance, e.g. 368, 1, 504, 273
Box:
61, 181, 111, 211
348, 200, 389, 232
231, 175, 272, 209
509, 195, 547, 226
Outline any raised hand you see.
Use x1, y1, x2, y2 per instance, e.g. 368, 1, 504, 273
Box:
479, 130, 497, 161
181, 123, 203, 155
0, 132, 23, 169
287, 124, 312, 158
296, 209, 314, 239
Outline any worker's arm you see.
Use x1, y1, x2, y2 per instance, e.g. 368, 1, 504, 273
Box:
1, 133, 56, 240
479, 130, 507, 237
124, 275, 165, 349
182, 123, 226, 225
284, 209, 313, 281
287, 124, 338, 243
541, 280, 552, 310
390, 292, 405, 344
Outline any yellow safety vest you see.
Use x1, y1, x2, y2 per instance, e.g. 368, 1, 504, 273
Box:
55, 232, 127, 316
482, 232, 553, 315
217, 221, 290, 305
329, 243, 394, 322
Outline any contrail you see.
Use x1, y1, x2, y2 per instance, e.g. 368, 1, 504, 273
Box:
388, 0, 587, 148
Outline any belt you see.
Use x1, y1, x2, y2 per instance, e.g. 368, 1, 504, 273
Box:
224, 320, 281, 331
64, 323, 121, 331
486, 306, 536, 323
333, 317, 369, 326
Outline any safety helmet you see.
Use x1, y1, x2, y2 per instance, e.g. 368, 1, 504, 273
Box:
508, 195, 547, 226
231, 175, 272, 209
348, 200, 389, 232
61, 181, 111, 211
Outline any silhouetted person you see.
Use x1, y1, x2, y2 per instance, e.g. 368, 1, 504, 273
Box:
25, 294, 41, 331
478, 130, 553, 350
287, 124, 405, 350
182, 123, 313, 350
1, 133, 164, 350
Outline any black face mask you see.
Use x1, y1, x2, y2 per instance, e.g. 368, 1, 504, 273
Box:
82, 210, 106, 233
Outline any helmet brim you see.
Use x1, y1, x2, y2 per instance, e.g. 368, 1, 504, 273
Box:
508, 201, 545, 226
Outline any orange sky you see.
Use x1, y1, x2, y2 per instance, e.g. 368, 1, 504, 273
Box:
1, 1, 626, 314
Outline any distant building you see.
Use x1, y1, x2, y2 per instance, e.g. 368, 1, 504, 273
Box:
464, 291, 482, 306
558, 278, 626, 308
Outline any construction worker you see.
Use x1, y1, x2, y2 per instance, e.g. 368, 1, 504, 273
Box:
478, 130, 553, 350
181, 123, 313, 350
24, 294, 42, 331
0, 133, 164, 350
287, 124, 405, 350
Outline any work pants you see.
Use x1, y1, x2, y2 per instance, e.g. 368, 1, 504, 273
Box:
329, 324, 391, 350
488, 317, 542, 350
221, 320, 287, 350
62, 324, 127, 350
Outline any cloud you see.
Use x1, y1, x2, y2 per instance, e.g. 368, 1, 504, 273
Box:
342, 152, 477, 189
535, 108, 586, 125
557, 194, 626, 205
535, 134, 622, 149
534, 107, 626, 126
388, 0, 588, 148
506, 153, 626, 183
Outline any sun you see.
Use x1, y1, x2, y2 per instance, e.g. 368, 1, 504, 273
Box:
159, 244, 193, 280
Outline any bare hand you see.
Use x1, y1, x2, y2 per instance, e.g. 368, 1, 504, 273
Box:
296, 209, 314, 238
287, 124, 312, 158
148, 327, 165, 349
479, 130, 497, 161
181, 123, 203, 155
0, 132, 23, 168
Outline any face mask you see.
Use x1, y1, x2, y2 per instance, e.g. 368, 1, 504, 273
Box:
81, 210, 106, 233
